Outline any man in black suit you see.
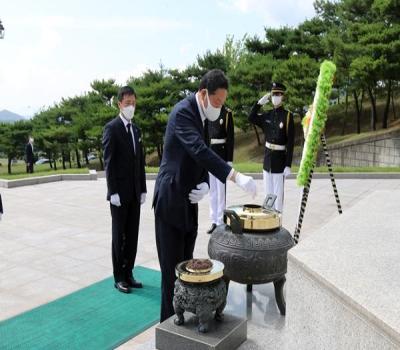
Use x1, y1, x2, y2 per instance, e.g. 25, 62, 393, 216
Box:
25, 137, 34, 173
0, 193, 3, 221
153, 69, 257, 322
103, 86, 147, 294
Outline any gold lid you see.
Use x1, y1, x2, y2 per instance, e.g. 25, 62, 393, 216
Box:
176, 259, 224, 283
225, 204, 281, 231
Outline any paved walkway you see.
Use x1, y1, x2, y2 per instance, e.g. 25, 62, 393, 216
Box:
1, 178, 399, 348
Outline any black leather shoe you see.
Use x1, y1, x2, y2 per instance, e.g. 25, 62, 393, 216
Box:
127, 277, 143, 288
114, 281, 131, 293
207, 223, 217, 234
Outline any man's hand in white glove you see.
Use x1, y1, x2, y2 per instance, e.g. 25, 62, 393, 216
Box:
283, 167, 291, 178
227, 161, 233, 167
140, 193, 146, 205
110, 193, 121, 207
188, 182, 209, 204
258, 93, 270, 106
234, 172, 257, 198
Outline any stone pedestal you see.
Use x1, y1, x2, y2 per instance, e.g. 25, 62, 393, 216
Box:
155, 313, 247, 350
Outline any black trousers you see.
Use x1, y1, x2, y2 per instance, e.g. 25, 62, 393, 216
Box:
26, 163, 34, 173
155, 210, 198, 322
110, 197, 141, 283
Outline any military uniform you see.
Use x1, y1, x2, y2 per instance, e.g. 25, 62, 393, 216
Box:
248, 83, 294, 212
207, 106, 234, 230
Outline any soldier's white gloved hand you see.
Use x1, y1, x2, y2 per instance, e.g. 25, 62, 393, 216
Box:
227, 161, 233, 167
258, 93, 270, 106
283, 167, 291, 178
234, 172, 257, 198
140, 193, 146, 205
188, 182, 209, 204
110, 193, 121, 207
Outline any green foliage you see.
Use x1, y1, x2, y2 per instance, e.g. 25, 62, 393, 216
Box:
0, 120, 32, 173
273, 54, 319, 115
228, 53, 276, 130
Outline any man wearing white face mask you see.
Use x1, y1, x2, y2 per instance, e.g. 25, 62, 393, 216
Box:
248, 82, 295, 212
153, 69, 257, 322
103, 86, 147, 294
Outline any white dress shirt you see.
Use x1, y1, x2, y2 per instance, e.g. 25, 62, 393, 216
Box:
195, 92, 207, 126
119, 114, 136, 154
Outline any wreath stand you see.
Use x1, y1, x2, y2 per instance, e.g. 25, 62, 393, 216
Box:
293, 133, 342, 244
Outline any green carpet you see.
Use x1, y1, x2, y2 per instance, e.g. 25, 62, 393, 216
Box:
0, 266, 161, 350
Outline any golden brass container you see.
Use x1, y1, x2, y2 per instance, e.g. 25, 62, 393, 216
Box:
225, 204, 281, 231
175, 259, 224, 284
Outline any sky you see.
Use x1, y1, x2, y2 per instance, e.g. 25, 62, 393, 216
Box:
0, 0, 316, 117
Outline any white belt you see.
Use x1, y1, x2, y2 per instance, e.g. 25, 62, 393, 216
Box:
265, 141, 286, 151
210, 138, 226, 145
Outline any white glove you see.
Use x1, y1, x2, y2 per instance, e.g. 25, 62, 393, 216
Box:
235, 172, 257, 198
283, 167, 291, 178
188, 182, 209, 204
110, 193, 121, 207
140, 193, 146, 205
227, 161, 233, 167
258, 93, 270, 106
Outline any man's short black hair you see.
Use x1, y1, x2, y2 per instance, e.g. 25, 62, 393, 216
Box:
199, 69, 229, 94
117, 86, 136, 102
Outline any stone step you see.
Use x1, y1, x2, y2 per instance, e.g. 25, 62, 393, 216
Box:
287, 190, 400, 349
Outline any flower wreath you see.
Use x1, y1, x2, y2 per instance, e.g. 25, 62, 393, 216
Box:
297, 60, 336, 187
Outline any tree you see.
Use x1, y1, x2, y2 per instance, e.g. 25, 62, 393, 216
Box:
128, 67, 184, 163
0, 120, 32, 174
273, 54, 320, 117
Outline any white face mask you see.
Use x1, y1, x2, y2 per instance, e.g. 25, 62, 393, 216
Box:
203, 91, 221, 122
121, 105, 135, 120
271, 95, 283, 107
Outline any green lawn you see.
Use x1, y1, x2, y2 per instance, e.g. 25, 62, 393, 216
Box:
0, 159, 90, 180
2, 159, 399, 180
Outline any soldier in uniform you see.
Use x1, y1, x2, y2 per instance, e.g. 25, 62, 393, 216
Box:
207, 105, 234, 234
248, 82, 294, 212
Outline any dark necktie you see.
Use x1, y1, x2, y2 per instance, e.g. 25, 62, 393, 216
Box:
126, 123, 135, 154
204, 119, 210, 146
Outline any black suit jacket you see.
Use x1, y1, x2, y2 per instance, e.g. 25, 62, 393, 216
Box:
102, 116, 146, 204
153, 94, 231, 230
25, 143, 34, 163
